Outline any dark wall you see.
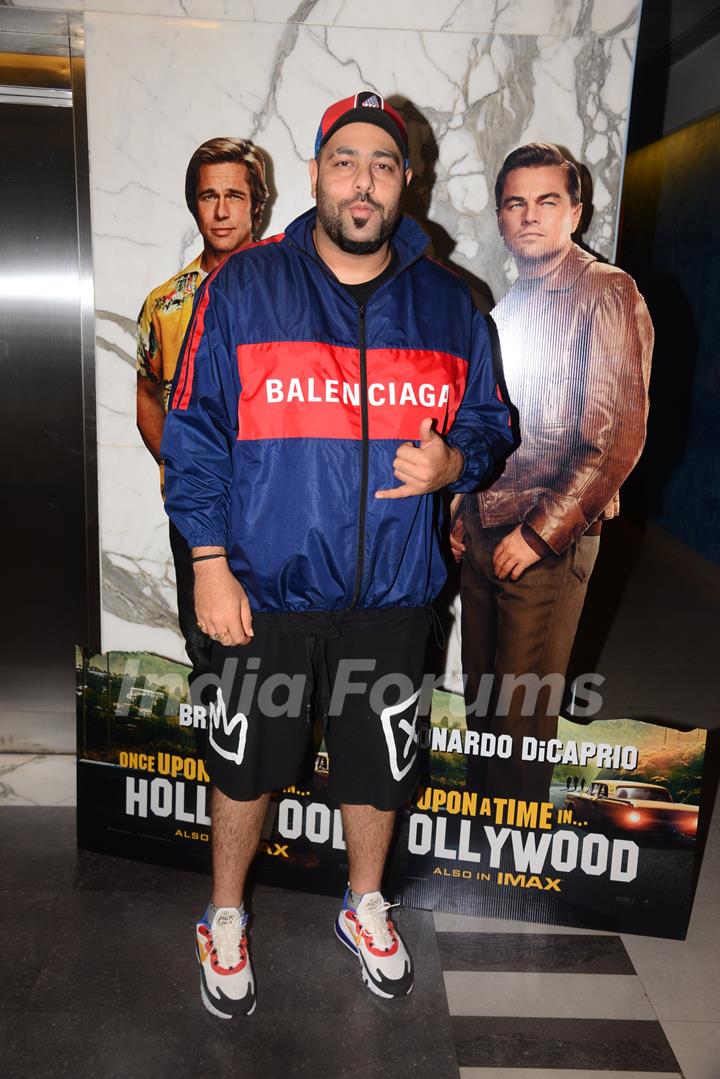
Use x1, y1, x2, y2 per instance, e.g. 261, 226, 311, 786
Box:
627, 5, 720, 154
618, 112, 720, 566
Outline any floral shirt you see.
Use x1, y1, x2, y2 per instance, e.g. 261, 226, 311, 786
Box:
136, 253, 205, 411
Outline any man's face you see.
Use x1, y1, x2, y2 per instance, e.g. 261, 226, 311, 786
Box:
309, 122, 411, 255
195, 162, 254, 258
496, 165, 582, 267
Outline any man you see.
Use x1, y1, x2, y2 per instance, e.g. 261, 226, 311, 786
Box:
136, 137, 269, 693
454, 143, 653, 802
161, 91, 512, 1018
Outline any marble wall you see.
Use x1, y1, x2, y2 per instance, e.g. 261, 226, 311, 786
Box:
14, 0, 642, 661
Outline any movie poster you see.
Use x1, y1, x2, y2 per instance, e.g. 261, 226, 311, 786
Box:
404, 693, 705, 939
77, 5, 709, 943
76, 650, 705, 938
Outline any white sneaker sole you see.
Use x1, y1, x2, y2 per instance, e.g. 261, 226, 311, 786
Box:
335, 917, 413, 999
200, 978, 257, 1019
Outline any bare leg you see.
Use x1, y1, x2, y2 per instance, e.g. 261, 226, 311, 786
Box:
211, 786, 270, 908
341, 803, 395, 894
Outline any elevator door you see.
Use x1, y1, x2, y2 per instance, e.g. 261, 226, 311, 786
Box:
0, 21, 95, 752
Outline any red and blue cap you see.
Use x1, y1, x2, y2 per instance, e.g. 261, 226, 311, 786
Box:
314, 90, 409, 167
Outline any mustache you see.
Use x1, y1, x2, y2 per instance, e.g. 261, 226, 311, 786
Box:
341, 193, 383, 211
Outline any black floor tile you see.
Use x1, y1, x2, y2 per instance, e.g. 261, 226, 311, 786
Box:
77, 849, 210, 897
0, 891, 64, 1008
21, 886, 446, 1022
24, 890, 203, 1014
0, 808, 86, 891
0, 1010, 18, 1055
437, 931, 636, 974
452, 1016, 679, 1070
4, 888, 457, 1077
248, 886, 444, 1013
5, 1003, 459, 1079
1, 805, 457, 1076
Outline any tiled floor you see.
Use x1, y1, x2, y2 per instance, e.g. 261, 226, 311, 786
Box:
433, 522, 720, 1079
1, 789, 718, 1079
0, 804, 458, 1079
433, 791, 720, 1078
1, 522, 719, 1078
1, 782, 718, 1078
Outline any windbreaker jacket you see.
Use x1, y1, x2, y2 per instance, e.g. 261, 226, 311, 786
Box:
162, 208, 512, 614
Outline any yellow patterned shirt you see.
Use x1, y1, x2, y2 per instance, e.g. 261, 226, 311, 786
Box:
136, 253, 205, 411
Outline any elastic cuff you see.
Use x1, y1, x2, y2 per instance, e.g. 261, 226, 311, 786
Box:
185, 534, 228, 549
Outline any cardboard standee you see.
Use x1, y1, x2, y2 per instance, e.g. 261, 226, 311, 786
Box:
76, 652, 705, 939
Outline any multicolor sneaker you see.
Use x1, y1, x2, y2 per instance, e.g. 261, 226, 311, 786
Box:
195, 905, 256, 1018
335, 889, 413, 998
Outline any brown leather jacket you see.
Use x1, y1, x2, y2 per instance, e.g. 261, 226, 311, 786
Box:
471, 243, 654, 554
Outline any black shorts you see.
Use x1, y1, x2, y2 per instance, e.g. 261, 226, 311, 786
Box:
205, 607, 431, 811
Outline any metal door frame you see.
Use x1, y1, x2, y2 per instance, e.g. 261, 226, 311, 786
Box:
0, 6, 100, 653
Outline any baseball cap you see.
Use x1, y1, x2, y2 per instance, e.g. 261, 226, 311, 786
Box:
314, 90, 409, 166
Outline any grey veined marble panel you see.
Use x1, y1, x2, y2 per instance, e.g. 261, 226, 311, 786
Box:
84, 5, 641, 657
33, 0, 641, 37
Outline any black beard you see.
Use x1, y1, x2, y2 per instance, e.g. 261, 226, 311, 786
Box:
316, 190, 402, 255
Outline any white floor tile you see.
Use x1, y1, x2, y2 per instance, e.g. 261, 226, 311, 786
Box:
661, 1020, 720, 1079
0, 753, 36, 772
433, 911, 612, 935
621, 901, 720, 1022
0, 754, 75, 806
460, 1071, 681, 1079
444, 971, 656, 1019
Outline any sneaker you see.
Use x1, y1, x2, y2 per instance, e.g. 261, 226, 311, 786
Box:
195, 905, 256, 1018
335, 889, 413, 998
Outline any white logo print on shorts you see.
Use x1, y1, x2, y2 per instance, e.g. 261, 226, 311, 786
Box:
380, 688, 421, 781
208, 687, 248, 766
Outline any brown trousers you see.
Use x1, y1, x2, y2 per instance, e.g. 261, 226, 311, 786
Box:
460, 522, 599, 802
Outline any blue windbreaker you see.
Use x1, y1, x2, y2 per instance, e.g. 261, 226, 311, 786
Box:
162, 208, 512, 613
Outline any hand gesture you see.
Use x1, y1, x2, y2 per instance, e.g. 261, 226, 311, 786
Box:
375, 418, 463, 499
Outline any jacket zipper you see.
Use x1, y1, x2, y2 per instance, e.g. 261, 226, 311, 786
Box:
287, 230, 418, 610
350, 302, 369, 608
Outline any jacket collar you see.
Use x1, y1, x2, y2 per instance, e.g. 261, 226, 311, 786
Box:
284, 206, 429, 275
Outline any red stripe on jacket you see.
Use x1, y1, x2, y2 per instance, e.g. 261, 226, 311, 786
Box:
235, 341, 468, 440
170, 234, 286, 412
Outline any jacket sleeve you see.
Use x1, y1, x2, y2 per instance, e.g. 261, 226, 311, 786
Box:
160, 275, 240, 549
524, 273, 654, 553
446, 306, 514, 493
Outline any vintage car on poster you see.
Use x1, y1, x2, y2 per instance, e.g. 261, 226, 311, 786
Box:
565, 780, 699, 842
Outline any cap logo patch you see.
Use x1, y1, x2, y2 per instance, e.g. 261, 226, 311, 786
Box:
356, 91, 383, 109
